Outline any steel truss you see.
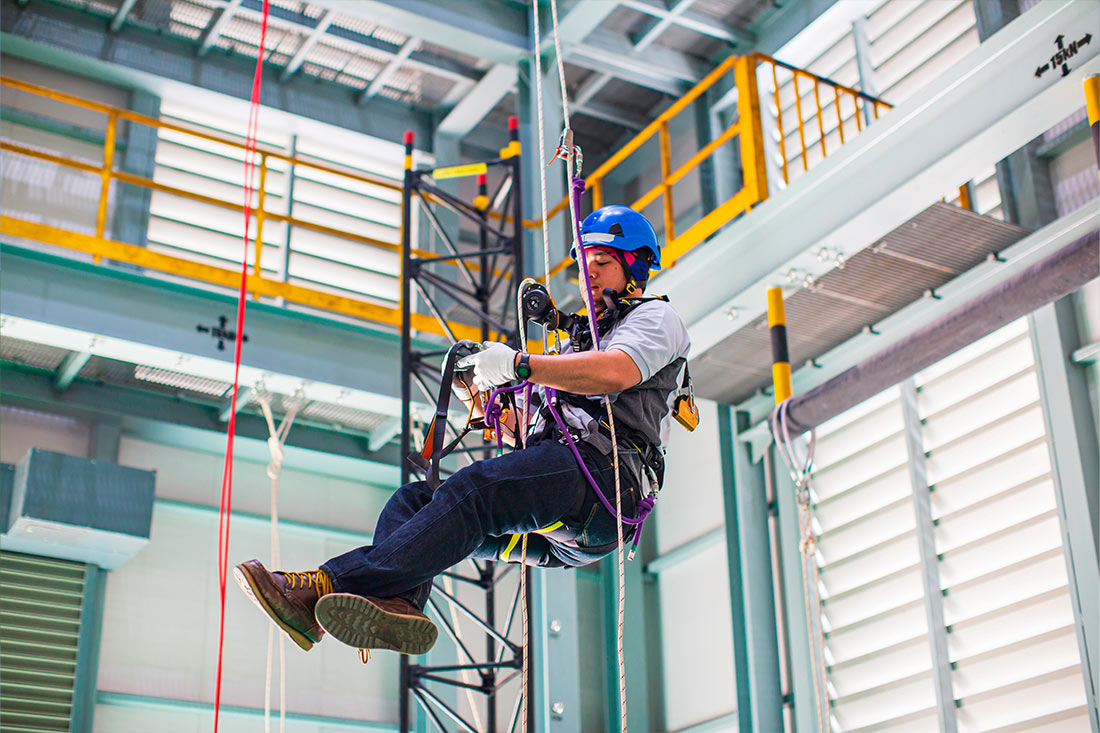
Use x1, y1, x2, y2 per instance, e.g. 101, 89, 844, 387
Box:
399, 122, 530, 732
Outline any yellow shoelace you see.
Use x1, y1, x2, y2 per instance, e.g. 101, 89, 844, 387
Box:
282, 569, 333, 596
281, 570, 369, 663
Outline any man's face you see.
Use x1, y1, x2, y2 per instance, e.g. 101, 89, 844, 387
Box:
581, 247, 628, 313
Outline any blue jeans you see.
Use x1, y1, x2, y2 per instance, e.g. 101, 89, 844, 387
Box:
321, 438, 639, 610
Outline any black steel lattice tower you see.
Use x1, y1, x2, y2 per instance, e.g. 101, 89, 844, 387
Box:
398, 119, 531, 732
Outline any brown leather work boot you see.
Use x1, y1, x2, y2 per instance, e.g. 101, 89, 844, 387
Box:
233, 559, 332, 651
314, 593, 438, 656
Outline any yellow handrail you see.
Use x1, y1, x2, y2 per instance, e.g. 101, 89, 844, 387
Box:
0, 216, 485, 342
0, 76, 491, 339
528, 52, 893, 278
2, 53, 894, 324
1, 77, 404, 193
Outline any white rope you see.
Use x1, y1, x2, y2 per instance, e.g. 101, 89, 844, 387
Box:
525, 3, 628, 728
520, 533, 530, 732
256, 388, 303, 733
771, 400, 829, 733
531, 4, 552, 297
543, 1, 629, 727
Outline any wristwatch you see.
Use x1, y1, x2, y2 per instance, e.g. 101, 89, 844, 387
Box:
515, 352, 532, 380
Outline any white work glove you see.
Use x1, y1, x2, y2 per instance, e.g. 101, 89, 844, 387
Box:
456, 341, 518, 392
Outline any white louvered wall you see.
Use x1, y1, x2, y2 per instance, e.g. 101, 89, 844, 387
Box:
150, 99, 404, 306
808, 319, 1088, 732
919, 320, 1088, 731
764, 0, 1002, 219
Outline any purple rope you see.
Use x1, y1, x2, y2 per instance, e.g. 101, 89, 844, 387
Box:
484, 381, 529, 452
544, 388, 651, 527
569, 177, 601, 352
481, 382, 652, 528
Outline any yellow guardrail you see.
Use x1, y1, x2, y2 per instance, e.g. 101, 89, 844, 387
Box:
533, 52, 893, 279
0, 75, 491, 341
2, 55, 892, 329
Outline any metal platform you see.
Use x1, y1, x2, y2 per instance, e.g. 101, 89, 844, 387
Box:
692, 202, 1029, 404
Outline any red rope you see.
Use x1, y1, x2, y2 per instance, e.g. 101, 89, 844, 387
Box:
214, 3, 269, 730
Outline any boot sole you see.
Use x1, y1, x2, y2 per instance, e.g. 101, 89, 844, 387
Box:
233, 563, 316, 652
314, 593, 438, 656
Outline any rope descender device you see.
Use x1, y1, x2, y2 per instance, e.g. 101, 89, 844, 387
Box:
410, 340, 489, 489
520, 280, 578, 335
546, 128, 582, 175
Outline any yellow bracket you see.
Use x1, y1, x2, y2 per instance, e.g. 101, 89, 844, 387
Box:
431, 162, 488, 180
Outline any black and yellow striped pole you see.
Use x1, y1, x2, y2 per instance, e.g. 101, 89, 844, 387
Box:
474, 173, 489, 212
403, 129, 414, 171
500, 115, 520, 159
768, 286, 793, 404
1086, 75, 1099, 182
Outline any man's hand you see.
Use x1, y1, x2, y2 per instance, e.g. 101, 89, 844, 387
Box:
456, 341, 519, 392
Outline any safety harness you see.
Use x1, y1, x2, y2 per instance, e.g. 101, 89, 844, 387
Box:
408, 282, 699, 562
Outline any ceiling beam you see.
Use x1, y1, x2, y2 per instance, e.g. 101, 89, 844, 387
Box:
279, 9, 335, 82
3, 0, 435, 149
108, 0, 139, 33
435, 64, 517, 136
54, 350, 92, 391
619, 0, 755, 48
306, 0, 528, 64
629, 0, 695, 51
360, 36, 421, 104
536, 0, 620, 53
574, 71, 610, 106
197, 0, 244, 57
568, 28, 707, 96
574, 100, 647, 131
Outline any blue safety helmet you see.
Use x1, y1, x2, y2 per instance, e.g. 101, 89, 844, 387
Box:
570, 206, 662, 288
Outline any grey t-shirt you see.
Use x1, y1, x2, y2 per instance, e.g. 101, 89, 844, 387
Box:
530, 299, 691, 453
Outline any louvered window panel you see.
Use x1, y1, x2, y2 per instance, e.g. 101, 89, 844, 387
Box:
0, 551, 86, 733
808, 317, 1089, 731
812, 387, 940, 732
150, 101, 404, 306
916, 319, 1090, 731
765, 0, 1001, 220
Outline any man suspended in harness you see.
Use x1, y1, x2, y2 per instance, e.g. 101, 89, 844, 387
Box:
234, 205, 693, 657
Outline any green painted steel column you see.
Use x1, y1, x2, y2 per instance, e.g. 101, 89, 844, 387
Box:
517, 51, 568, 305
112, 89, 159, 249
531, 570, 582, 732
1029, 299, 1100, 732
772, 442, 827, 732
721, 406, 783, 732
70, 564, 106, 733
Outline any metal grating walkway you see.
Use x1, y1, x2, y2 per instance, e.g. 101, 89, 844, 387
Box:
694, 202, 1030, 404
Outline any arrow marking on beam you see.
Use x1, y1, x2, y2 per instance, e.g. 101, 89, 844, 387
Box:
1036, 31, 1091, 78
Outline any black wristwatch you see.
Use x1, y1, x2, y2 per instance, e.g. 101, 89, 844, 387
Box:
515, 352, 532, 380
